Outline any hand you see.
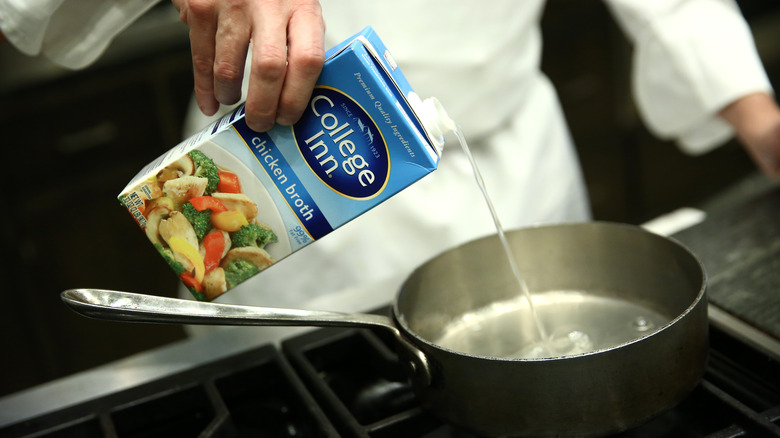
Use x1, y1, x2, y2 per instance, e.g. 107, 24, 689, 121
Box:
719, 92, 780, 180
171, 0, 325, 132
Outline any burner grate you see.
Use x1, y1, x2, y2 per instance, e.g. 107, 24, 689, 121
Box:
2, 322, 778, 437
283, 321, 780, 438
0, 345, 338, 438
111, 384, 215, 436
282, 327, 456, 438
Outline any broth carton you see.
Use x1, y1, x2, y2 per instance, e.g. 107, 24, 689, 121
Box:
119, 26, 454, 300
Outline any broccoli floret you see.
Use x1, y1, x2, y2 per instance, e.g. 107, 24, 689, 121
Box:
181, 202, 212, 241
188, 150, 220, 195
153, 243, 186, 275
224, 259, 260, 289
188, 288, 208, 301
231, 224, 277, 248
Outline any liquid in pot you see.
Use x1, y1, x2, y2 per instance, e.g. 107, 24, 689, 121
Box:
433, 290, 671, 359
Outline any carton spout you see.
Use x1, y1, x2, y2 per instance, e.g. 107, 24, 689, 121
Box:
407, 92, 456, 153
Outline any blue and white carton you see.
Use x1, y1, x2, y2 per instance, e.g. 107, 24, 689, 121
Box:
119, 27, 452, 300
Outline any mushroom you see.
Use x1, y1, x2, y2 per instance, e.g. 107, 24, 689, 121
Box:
159, 211, 199, 272
159, 211, 199, 250
211, 192, 258, 221
163, 176, 208, 210
203, 267, 227, 300
219, 230, 232, 258
221, 247, 274, 271
144, 206, 171, 245
157, 155, 195, 184
145, 196, 174, 212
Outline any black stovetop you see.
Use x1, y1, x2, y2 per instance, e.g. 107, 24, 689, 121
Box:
1, 316, 778, 438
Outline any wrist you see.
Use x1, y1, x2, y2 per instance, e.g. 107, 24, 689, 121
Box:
719, 92, 780, 145
719, 92, 780, 178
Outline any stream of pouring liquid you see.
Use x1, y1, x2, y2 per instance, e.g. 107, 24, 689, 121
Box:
454, 128, 550, 345
450, 128, 672, 358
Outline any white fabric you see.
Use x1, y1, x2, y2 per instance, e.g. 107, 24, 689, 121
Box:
3, 1, 772, 320
605, 0, 773, 153
0, 0, 160, 69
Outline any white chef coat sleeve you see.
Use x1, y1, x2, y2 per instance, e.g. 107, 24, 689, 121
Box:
0, 0, 161, 69
604, 0, 773, 154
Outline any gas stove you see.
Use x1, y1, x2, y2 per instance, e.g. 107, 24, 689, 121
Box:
1, 176, 779, 438
0, 314, 778, 438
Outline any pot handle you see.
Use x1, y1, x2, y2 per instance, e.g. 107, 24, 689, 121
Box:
61, 288, 432, 386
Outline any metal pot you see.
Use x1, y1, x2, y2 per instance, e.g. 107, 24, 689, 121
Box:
62, 222, 708, 437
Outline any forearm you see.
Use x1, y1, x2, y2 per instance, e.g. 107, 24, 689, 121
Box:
719, 92, 780, 179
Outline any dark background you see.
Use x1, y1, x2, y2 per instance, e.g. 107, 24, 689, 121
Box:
1, 0, 778, 397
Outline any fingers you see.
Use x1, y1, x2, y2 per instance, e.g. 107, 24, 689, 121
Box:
174, 0, 325, 131
275, 3, 325, 126
244, 1, 289, 132
181, 0, 220, 116
244, 0, 325, 131
213, 5, 250, 106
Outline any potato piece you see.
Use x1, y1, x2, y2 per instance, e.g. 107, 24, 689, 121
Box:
159, 211, 198, 250
203, 267, 227, 300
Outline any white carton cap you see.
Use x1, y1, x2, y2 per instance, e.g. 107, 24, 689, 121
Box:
407, 92, 456, 153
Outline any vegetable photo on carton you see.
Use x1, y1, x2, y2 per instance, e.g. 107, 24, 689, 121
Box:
122, 149, 278, 301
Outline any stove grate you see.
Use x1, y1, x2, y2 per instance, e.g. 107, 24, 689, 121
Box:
0, 345, 338, 438
2, 322, 778, 438
282, 322, 780, 438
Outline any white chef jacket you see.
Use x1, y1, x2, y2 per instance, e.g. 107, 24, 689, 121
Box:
0, 0, 158, 69
3, 1, 772, 317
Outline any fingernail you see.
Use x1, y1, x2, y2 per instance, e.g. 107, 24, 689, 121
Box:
199, 101, 219, 116
214, 88, 241, 107
249, 119, 274, 132
275, 115, 296, 126
277, 109, 304, 127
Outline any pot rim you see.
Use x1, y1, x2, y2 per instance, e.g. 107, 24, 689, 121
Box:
392, 221, 708, 362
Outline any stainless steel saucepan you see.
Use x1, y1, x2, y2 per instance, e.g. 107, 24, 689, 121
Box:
62, 222, 708, 437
